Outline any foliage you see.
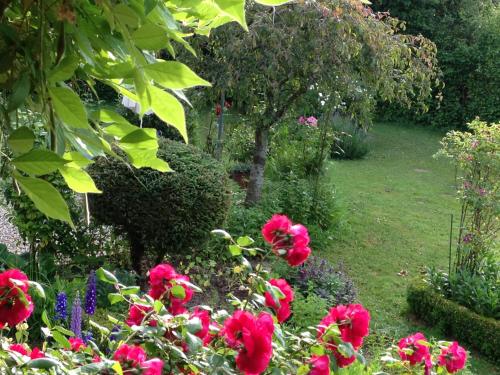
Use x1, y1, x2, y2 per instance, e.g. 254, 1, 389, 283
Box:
408, 279, 500, 363
289, 291, 329, 331
225, 121, 255, 164
436, 120, 499, 274
0, 217, 472, 374
373, 0, 500, 128
1, 174, 128, 273
295, 257, 357, 307
88, 138, 230, 276
0, 0, 269, 224
188, 0, 439, 204
330, 115, 369, 160
425, 266, 499, 320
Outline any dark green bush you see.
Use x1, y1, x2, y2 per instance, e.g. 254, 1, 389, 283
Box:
407, 279, 500, 363
88, 138, 231, 277
289, 291, 329, 331
331, 116, 369, 160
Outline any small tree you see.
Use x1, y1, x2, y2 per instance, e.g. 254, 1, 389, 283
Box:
437, 119, 499, 274
188, 0, 439, 205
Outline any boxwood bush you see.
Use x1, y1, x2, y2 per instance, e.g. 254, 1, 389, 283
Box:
88, 139, 231, 278
407, 279, 500, 363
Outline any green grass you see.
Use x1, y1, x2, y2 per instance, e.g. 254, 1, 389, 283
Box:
321, 122, 498, 374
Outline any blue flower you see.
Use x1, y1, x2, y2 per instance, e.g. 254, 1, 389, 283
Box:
71, 292, 82, 339
54, 292, 68, 321
84, 270, 97, 316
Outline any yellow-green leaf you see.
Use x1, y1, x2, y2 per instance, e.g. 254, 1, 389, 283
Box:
214, 0, 247, 30
132, 23, 168, 50
48, 55, 80, 83
255, 0, 291, 5
13, 171, 74, 226
144, 61, 211, 89
149, 86, 187, 143
49, 87, 88, 129
8, 127, 34, 155
59, 166, 101, 194
12, 149, 69, 176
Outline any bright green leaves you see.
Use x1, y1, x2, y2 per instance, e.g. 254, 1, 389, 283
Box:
132, 23, 168, 50
120, 128, 171, 171
255, 0, 291, 5
48, 55, 80, 83
114, 4, 140, 28
12, 149, 68, 176
144, 61, 211, 89
13, 172, 74, 226
49, 87, 88, 129
8, 127, 34, 155
214, 0, 247, 30
59, 166, 101, 194
149, 86, 187, 143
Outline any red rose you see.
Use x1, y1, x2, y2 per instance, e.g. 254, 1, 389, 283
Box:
114, 344, 147, 368
9, 344, 28, 356
264, 278, 294, 323
143, 358, 165, 375
126, 304, 156, 327
148, 264, 193, 315
0, 269, 34, 328
332, 349, 356, 368
309, 355, 330, 375
290, 224, 310, 247
319, 304, 370, 350
191, 307, 211, 344
223, 310, 274, 374
68, 337, 86, 352
30, 347, 45, 359
286, 246, 311, 267
215, 103, 222, 116
438, 342, 467, 373
398, 332, 431, 366
262, 214, 292, 246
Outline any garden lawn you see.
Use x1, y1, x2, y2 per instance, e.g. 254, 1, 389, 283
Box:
323, 122, 498, 374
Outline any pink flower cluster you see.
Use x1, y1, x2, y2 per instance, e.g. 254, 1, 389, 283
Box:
318, 304, 371, 367
398, 332, 467, 373
262, 214, 311, 266
113, 344, 163, 375
264, 278, 294, 323
0, 269, 34, 329
298, 115, 318, 127
9, 344, 45, 359
223, 310, 274, 375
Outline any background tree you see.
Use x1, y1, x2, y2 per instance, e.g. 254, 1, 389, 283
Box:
188, 0, 440, 205
373, 0, 500, 128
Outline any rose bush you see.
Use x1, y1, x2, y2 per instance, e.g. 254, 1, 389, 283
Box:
0, 216, 469, 374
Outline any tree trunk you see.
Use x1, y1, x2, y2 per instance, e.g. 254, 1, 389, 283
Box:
245, 126, 269, 206
129, 232, 148, 290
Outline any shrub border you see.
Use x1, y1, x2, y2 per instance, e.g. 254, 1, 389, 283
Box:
407, 279, 500, 363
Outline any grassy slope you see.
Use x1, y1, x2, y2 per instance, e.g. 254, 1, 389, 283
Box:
322, 122, 497, 374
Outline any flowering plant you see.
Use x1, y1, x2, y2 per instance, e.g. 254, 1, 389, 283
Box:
298, 116, 319, 127
0, 215, 469, 374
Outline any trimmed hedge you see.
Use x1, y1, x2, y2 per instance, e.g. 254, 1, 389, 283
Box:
407, 279, 500, 363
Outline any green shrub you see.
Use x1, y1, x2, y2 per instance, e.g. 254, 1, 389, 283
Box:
88, 138, 231, 277
289, 291, 329, 331
331, 116, 369, 160
225, 122, 255, 163
407, 278, 500, 363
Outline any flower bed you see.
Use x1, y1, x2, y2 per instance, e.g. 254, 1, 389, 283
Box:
407, 279, 500, 364
0, 215, 471, 374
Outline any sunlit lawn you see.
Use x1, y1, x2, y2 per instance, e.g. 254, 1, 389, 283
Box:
322, 122, 497, 374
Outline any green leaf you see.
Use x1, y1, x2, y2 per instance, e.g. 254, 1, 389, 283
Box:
215, 0, 247, 30
149, 86, 187, 142
96, 268, 119, 284
12, 149, 69, 176
52, 331, 71, 349
119, 128, 171, 171
7, 72, 30, 112
171, 285, 186, 299
53, 325, 74, 336
114, 4, 140, 28
27, 358, 61, 369
48, 55, 79, 83
59, 166, 101, 194
13, 171, 74, 226
144, 61, 211, 89
28, 281, 46, 299
132, 23, 168, 50
237, 236, 254, 246
8, 127, 34, 155
185, 332, 203, 353
41, 310, 51, 328
186, 317, 202, 334
49, 87, 88, 129
211, 229, 232, 239
229, 244, 242, 256
108, 293, 126, 305
62, 151, 93, 168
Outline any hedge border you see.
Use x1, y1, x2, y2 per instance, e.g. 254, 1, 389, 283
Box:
407, 279, 500, 363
